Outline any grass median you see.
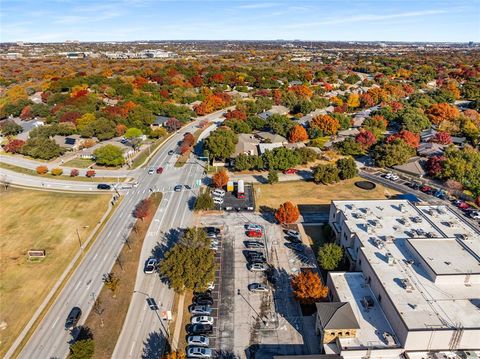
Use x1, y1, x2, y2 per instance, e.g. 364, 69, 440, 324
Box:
0, 187, 111, 358
82, 192, 163, 359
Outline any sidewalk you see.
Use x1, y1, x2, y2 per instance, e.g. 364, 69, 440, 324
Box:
170, 293, 185, 351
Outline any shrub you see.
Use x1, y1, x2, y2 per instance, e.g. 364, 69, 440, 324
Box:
70, 169, 79, 177
194, 189, 214, 211
86, 170, 96, 178
51, 168, 63, 176
36, 165, 48, 175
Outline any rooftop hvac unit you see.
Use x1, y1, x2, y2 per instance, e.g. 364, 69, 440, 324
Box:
385, 235, 395, 243
426, 232, 437, 238
386, 252, 395, 265
374, 239, 384, 248
361, 296, 375, 309
399, 204, 407, 213
437, 207, 447, 215
400, 278, 414, 292
456, 233, 469, 240
412, 216, 423, 223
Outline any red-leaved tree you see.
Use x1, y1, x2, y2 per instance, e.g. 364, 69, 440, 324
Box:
3, 139, 25, 153
432, 131, 452, 145
355, 130, 376, 150
425, 156, 445, 177
275, 201, 300, 224
133, 198, 153, 221
212, 170, 229, 189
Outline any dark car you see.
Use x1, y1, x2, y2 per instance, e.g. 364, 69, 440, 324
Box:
174, 184, 183, 192
286, 236, 302, 243
97, 184, 111, 190
185, 185, 191, 190
188, 324, 213, 335
194, 297, 214, 306
285, 242, 304, 252
205, 227, 221, 235
146, 297, 159, 310
168, 150, 175, 155
65, 307, 82, 330
244, 241, 264, 249
156, 167, 164, 174
245, 250, 265, 260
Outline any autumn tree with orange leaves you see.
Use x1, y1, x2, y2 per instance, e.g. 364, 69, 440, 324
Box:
275, 201, 300, 224
310, 115, 340, 136
387, 130, 420, 148
289, 85, 313, 99
288, 125, 308, 143
291, 270, 328, 304
212, 170, 229, 189
425, 103, 460, 125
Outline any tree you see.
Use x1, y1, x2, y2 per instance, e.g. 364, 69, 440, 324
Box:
160, 227, 216, 292
275, 201, 300, 224
337, 157, 358, 180
51, 168, 63, 176
212, 169, 229, 188
318, 243, 343, 271
373, 139, 416, 167
288, 125, 308, 143
441, 146, 480, 196
86, 170, 96, 178
22, 137, 63, 160
426, 103, 460, 125
310, 115, 340, 136
69, 339, 95, 359
432, 131, 452, 145
386, 130, 420, 148
116, 123, 127, 136
267, 169, 279, 184
70, 169, 79, 177
336, 138, 364, 156
313, 164, 340, 184
102, 272, 120, 295
291, 270, 328, 304
425, 156, 445, 177
346, 93, 360, 109
164, 118, 182, 132
93, 145, 125, 167
204, 128, 237, 161
0, 120, 22, 136
36, 165, 48, 174
266, 114, 295, 137
133, 198, 153, 221
355, 130, 376, 150
125, 127, 143, 139
194, 189, 214, 211
396, 107, 431, 133
163, 351, 186, 359
150, 127, 168, 139
3, 139, 25, 153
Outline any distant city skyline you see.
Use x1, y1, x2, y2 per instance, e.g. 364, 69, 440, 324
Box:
1, 0, 479, 43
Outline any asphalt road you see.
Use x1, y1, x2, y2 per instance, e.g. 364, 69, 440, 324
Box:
12, 110, 226, 359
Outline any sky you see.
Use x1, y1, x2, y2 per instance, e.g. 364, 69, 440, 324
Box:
1, 0, 479, 43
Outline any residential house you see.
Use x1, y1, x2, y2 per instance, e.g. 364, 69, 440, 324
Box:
255, 131, 288, 144
53, 135, 81, 150
298, 107, 334, 125
258, 143, 283, 155
393, 157, 426, 178
150, 116, 171, 128
315, 302, 360, 344
417, 142, 445, 157
258, 105, 290, 120
234, 134, 260, 157
421, 128, 466, 147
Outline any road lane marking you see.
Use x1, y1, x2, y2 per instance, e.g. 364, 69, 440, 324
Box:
51, 316, 60, 328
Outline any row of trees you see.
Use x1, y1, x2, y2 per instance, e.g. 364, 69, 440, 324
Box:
312, 157, 358, 184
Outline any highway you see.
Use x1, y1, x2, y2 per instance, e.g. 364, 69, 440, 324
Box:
12, 110, 226, 359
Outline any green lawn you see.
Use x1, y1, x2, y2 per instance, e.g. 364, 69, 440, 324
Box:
0, 188, 111, 357
63, 158, 94, 168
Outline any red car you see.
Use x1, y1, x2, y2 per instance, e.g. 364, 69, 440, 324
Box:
246, 230, 262, 238
156, 167, 164, 174
283, 168, 298, 175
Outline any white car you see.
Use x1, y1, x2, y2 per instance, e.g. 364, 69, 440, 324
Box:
187, 347, 212, 358
148, 168, 155, 175
389, 174, 399, 181
212, 189, 225, 197
190, 305, 213, 315
469, 211, 480, 220
207, 282, 215, 290
187, 335, 210, 347
245, 223, 262, 231
210, 243, 219, 251
213, 197, 224, 205
248, 263, 269, 272
191, 316, 214, 325
248, 283, 269, 292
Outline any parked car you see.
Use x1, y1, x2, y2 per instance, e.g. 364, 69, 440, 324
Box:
248, 283, 270, 292
210, 243, 219, 251
246, 230, 262, 238
469, 210, 480, 219
212, 189, 225, 197
174, 184, 183, 192
248, 262, 269, 272
148, 168, 155, 175
146, 297, 159, 310
285, 229, 300, 238
213, 197, 224, 205
185, 185, 191, 190
286, 235, 302, 243
283, 168, 298, 175
285, 242, 304, 252
207, 282, 215, 290
204, 227, 221, 235
65, 307, 82, 330
194, 297, 214, 306
168, 150, 175, 155
190, 305, 213, 315
245, 223, 262, 231
156, 167, 164, 174
187, 346, 213, 358
188, 324, 213, 335
191, 316, 214, 325
144, 258, 158, 274
187, 335, 210, 347
420, 185, 433, 194
454, 200, 470, 210
244, 241, 265, 249
97, 183, 111, 190
245, 251, 266, 261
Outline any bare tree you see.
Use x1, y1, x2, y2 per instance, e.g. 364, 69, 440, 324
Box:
92, 298, 105, 327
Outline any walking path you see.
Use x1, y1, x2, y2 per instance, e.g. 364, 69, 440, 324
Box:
170, 294, 185, 351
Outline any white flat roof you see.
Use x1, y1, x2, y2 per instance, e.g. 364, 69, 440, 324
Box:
331, 200, 480, 330
329, 272, 399, 350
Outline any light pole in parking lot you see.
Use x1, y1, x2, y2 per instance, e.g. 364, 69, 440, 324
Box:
237, 289, 267, 326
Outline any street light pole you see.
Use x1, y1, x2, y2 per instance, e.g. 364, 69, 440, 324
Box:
76, 228, 83, 251
237, 289, 266, 325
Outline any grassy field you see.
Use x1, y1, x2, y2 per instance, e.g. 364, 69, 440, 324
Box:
83, 193, 163, 359
0, 162, 127, 182
0, 188, 111, 357
63, 158, 94, 168
255, 177, 398, 211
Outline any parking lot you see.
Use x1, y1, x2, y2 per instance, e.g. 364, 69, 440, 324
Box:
213, 185, 255, 212
199, 212, 320, 358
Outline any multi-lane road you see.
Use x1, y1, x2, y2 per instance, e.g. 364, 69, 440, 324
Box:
10, 110, 225, 359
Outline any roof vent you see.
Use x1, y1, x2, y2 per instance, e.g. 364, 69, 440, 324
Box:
400, 278, 414, 292
361, 296, 374, 309
386, 252, 395, 265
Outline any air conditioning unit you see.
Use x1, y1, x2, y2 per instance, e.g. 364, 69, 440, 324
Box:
386, 252, 395, 265
400, 278, 414, 292
361, 296, 375, 309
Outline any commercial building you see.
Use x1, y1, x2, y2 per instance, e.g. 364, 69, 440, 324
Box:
323, 200, 480, 359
